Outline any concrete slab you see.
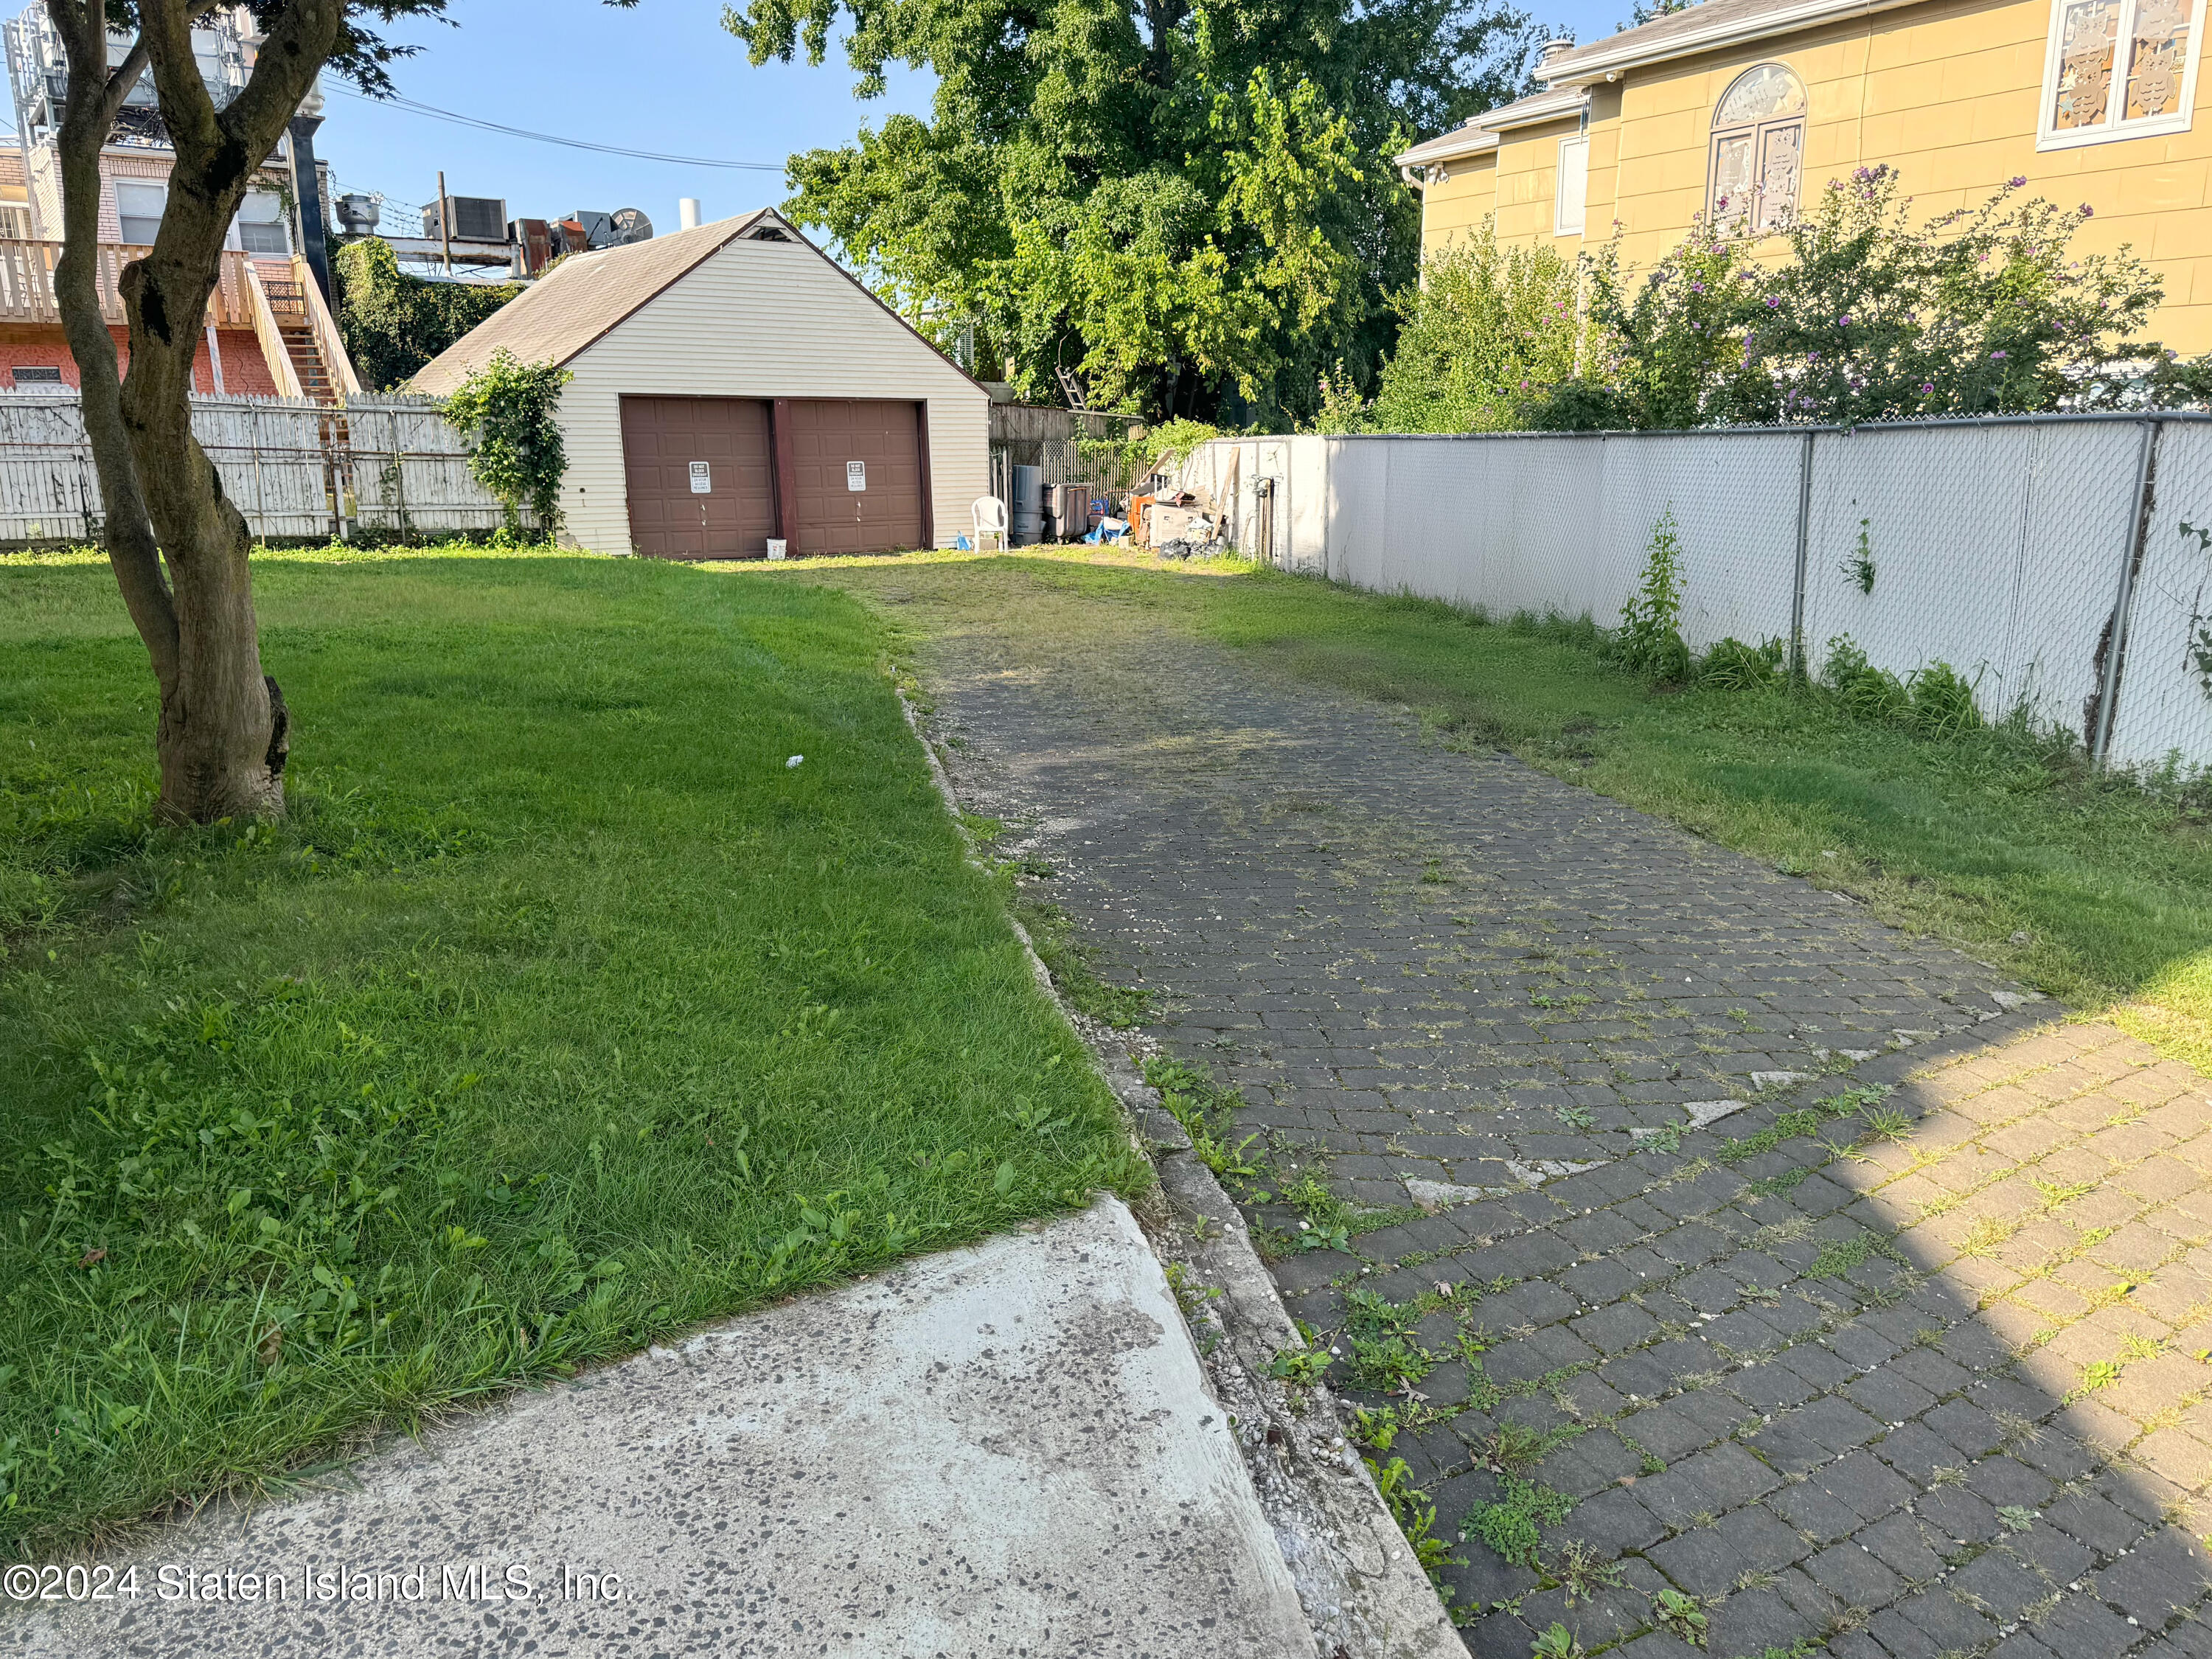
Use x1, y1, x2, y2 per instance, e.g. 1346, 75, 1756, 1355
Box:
13, 1199, 1318, 1658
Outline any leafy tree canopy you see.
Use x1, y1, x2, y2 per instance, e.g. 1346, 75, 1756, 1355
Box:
91, 1, 453, 95
1365, 218, 1587, 431
725, 0, 1539, 422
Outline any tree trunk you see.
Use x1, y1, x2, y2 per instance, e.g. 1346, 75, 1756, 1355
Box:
45, 0, 340, 823
118, 247, 288, 821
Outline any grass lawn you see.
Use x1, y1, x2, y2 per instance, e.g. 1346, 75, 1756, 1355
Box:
763, 548, 2212, 1074
0, 546, 1142, 1557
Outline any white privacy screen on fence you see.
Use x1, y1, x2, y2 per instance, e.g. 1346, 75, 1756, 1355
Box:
1800, 421, 2141, 750
0, 393, 511, 546
2113, 424, 2212, 771
1176, 415, 2212, 773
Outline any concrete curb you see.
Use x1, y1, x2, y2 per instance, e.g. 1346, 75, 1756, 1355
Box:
9, 1198, 1319, 1659
897, 691, 1466, 1659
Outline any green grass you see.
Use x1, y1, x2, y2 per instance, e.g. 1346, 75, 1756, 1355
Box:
0, 546, 1144, 1557
1807, 1231, 1891, 1279
1458, 1472, 1573, 1568
1011, 897, 1156, 1028
1715, 1088, 1882, 1164
770, 549, 2212, 1072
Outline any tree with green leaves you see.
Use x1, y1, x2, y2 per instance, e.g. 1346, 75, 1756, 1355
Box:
46, 1, 633, 825
1363, 217, 1589, 431
726, 0, 1539, 424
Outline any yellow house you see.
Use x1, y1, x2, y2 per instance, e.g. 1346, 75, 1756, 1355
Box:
1394, 0, 2212, 349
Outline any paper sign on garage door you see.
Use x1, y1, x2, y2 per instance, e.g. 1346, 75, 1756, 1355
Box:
846, 460, 866, 492
689, 461, 712, 493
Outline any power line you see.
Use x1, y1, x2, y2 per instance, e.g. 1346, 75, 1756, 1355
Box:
332, 87, 787, 173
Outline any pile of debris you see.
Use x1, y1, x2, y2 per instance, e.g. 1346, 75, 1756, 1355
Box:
1127, 488, 1228, 560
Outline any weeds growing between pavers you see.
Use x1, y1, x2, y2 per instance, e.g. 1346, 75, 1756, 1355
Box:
0, 546, 1146, 1557
743, 549, 2212, 1649
768, 548, 2212, 1077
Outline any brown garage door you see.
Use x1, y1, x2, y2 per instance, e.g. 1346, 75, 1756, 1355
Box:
620, 396, 777, 559
786, 400, 924, 556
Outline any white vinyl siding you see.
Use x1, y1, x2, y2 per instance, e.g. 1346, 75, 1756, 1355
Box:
552, 234, 987, 554
1554, 135, 1590, 237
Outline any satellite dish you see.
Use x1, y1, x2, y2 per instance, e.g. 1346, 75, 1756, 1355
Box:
608, 207, 653, 246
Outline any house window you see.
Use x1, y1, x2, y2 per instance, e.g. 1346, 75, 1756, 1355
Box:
1708, 63, 1806, 234
235, 191, 289, 255
1555, 134, 1590, 236
115, 181, 167, 246
2040, 0, 2204, 147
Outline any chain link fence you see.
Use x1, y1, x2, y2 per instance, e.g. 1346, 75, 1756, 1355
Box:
2110, 422, 2212, 770
1176, 414, 2212, 773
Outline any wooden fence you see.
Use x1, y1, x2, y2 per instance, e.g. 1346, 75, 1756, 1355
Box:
0, 392, 515, 547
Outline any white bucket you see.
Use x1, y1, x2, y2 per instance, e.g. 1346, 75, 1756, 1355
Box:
765, 539, 787, 561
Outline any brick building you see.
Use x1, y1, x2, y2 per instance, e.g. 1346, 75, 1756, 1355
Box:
0, 3, 357, 398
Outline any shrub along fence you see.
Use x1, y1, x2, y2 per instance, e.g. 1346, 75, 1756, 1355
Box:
1177, 414, 2212, 773
0, 392, 517, 548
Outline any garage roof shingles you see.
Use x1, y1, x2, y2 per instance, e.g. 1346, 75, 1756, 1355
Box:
409, 209, 773, 395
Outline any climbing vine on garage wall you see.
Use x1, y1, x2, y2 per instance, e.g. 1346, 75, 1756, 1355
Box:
441, 350, 572, 538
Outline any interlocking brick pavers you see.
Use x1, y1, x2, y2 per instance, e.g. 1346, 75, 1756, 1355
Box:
891, 592, 2212, 1658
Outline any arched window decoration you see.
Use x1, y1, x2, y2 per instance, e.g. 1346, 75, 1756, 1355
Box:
1708, 63, 1806, 234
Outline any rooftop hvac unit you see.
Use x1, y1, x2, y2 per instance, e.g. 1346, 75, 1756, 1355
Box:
334, 192, 380, 237
563, 209, 612, 248
552, 209, 654, 254
422, 195, 507, 244
509, 218, 553, 275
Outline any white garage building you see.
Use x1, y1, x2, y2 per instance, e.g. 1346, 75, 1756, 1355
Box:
413, 209, 988, 559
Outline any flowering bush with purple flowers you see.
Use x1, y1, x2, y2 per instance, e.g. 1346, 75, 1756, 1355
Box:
1511, 166, 2191, 430
1734, 166, 2162, 421
1517, 211, 1772, 431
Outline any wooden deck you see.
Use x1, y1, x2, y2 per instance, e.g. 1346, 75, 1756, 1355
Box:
0, 242, 255, 329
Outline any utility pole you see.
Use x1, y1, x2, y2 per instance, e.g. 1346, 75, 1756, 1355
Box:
437, 169, 453, 276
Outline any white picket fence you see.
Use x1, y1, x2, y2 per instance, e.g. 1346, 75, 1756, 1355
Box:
1176, 415, 2212, 773
0, 392, 514, 546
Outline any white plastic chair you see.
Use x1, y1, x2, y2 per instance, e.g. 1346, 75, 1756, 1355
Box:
970, 495, 1009, 552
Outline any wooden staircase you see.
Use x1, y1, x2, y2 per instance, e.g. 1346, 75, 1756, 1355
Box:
255, 272, 338, 404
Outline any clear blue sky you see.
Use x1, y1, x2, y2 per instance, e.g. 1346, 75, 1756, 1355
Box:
314, 0, 936, 239
313, 0, 1625, 237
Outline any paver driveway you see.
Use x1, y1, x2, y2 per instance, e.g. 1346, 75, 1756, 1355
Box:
838, 558, 2212, 1659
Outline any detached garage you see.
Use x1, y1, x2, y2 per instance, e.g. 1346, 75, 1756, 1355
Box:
412, 209, 987, 558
